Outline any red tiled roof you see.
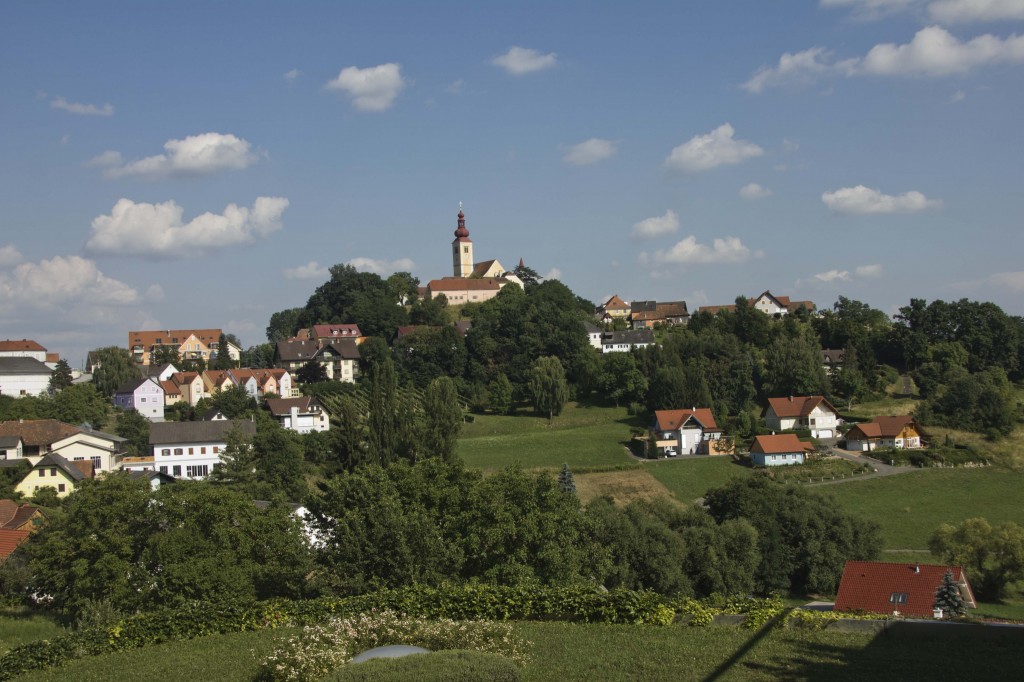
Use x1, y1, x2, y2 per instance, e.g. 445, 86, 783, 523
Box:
0, 340, 46, 352
750, 434, 813, 455
0, 529, 30, 562
835, 561, 976, 618
0, 420, 80, 447
128, 329, 221, 348
312, 324, 361, 338
766, 395, 839, 419
654, 408, 720, 432
0, 500, 19, 526
160, 380, 181, 395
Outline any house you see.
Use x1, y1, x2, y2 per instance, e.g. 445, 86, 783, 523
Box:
596, 295, 630, 322
764, 395, 842, 439
0, 499, 46, 532
168, 371, 205, 406
0, 436, 23, 460
311, 324, 362, 344
834, 561, 976, 618
0, 419, 81, 458
201, 369, 237, 396
650, 408, 728, 456
601, 329, 655, 353
0, 340, 49, 363
145, 419, 257, 480
425, 277, 507, 304
113, 377, 165, 421
48, 425, 128, 473
127, 470, 176, 491
15, 453, 94, 498
275, 339, 359, 384
0, 530, 31, 564
628, 300, 689, 329
0, 357, 52, 397
141, 363, 179, 382
845, 416, 926, 452
127, 328, 226, 365
266, 397, 331, 434
699, 291, 816, 317
821, 349, 845, 375
583, 322, 604, 350
749, 434, 813, 467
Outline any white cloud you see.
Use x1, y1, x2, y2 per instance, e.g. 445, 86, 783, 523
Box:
89, 133, 258, 180
326, 63, 406, 111
645, 235, 757, 265
929, 0, 1024, 23
446, 79, 465, 94
814, 269, 852, 282
951, 89, 968, 101
283, 261, 329, 280
0, 245, 23, 267
562, 138, 616, 166
544, 268, 562, 280
989, 270, 1024, 292
742, 47, 840, 93
822, 185, 943, 213
631, 210, 680, 240
856, 263, 885, 277
284, 69, 301, 82
665, 124, 764, 173
492, 47, 558, 75
740, 183, 773, 200
0, 255, 141, 311
347, 257, 416, 275
50, 96, 114, 116
86, 196, 289, 258
859, 26, 1024, 76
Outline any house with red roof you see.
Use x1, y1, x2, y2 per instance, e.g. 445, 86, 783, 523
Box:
650, 408, 728, 456
749, 434, 813, 466
845, 416, 925, 451
764, 395, 842, 439
0, 529, 31, 564
0, 339, 49, 363
0, 499, 46, 532
835, 561, 976, 619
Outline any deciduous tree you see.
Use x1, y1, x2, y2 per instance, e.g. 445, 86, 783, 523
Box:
529, 356, 569, 419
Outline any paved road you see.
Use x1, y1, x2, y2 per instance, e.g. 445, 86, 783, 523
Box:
805, 447, 917, 486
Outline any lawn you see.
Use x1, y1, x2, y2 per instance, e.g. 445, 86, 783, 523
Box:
458, 402, 639, 471
0, 608, 62, 656
10, 619, 1024, 681
645, 456, 754, 503
823, 467, 1024, 549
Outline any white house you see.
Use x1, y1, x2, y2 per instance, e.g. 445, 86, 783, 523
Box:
49, 427, 128, 473
749, 434, 812, 467
145, 419, 257, 480
265, 397, 331, 434
0, 436, 23, 460
650, 408, 726, 456
0, 340, 48, 363
764, 395, 842, 439
113, 377, 166, 421
0, 358, 52, 397
584, 322, 603, 350
601, 329, 655, 353
845, 415, 925, 452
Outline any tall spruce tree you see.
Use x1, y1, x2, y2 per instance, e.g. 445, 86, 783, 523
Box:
933, 570, 966, 618
558, 463, 577, 494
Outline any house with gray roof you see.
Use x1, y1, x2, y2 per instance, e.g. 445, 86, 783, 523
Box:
138, 419, 257, 480
0, 357, 52, 397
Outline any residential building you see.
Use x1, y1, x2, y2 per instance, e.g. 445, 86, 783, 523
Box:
601, 329, 655, 353
0, 436, 23, 460
596, 295, 630, 322
834, 561, 976, 618
145, 419, 257, 480
650, 408, 728, 456
167, 372, 205, 406
583, 322, 603, 350
844, 416, 925, 451
127, 329, 225, 366
764, 395, 842, 439
0, 500, 46, 532
275, 339, 359, 384
49, 426, 128, 473
699, 290, 816, 317
0, 357, 52, 397
14, 453, 94, 498
821, 349, 845, 375
628, 300, 689, 329
266, 397, 331, 434
0, 419, 81, 458
0, 340, 48, 363
749, 434, 812, 467
311, 324, 362, 344
113, 377, 165, 421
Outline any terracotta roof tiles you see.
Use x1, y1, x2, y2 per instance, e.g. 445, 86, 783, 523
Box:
835, 561, 976, 618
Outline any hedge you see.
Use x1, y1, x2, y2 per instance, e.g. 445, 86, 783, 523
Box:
0, 586, 784, 680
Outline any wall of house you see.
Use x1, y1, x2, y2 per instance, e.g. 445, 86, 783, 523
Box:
751, 452, 805, 467
151, 440, 226, 479
15, 467, 77, 498
0, 373, 50, 398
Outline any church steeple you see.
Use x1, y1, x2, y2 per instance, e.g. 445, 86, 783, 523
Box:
452, 204, 474, 278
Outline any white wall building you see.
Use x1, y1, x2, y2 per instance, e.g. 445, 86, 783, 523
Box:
146, 419, 257, 479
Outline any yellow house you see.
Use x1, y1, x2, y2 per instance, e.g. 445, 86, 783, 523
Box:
15, 453, 94, 499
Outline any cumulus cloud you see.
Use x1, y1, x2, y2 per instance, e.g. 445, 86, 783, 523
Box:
563, 138, 616, 166
88, 133, 258, 180
740, 183, 773, 200
643, 235, 757, 265
544, 267, 563, 280
856, 263, 885, 277
283, 261, 329, 280
50, 96, 114, 116
0, 255, 141, 311
989, 270, 1024, 292
799, 262, 885, 287
814, 269, 852, 282
822, 185, 943, 213
86, 196, 289, 258
347, 257, 416, 275
284, 69, 301, 82
665, 124, 764, 173
0, 245, 23, 267
492, 47, 558, 75
742, 47, 842, 93
820, 0, 923, 20
930, 0, 1024, 23
631, 210, 680, 240
446, 79, 465, 94
326, 63, 406, 111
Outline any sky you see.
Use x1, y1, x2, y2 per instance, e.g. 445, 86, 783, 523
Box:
2, 0, 1023, 367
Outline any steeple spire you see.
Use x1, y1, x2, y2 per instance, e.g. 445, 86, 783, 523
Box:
454, 205, 469, 239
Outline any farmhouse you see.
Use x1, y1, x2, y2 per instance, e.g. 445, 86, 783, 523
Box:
835, 561, 976, 618
146, 419, 257, 480
0, 357, 52, 397
764, 395, 841, 439
650, 408, 728, 456
844, 415, 925, 451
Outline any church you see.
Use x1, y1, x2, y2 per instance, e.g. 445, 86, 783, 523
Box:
424, 207, 523, 304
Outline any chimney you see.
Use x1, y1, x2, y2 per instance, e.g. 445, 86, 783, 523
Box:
789, 395, 794, 402
914, 564, 920, 574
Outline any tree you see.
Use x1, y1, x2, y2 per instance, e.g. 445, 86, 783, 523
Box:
367, 358, 401, 464
929, 517, 1024, 600
251, 420, 308, 502
152, 345, 181, 366
46, 383, 109, 427
386, 271, 420, 305
208, 425, 258, 490
115, 409, 150, 457
422, 377, 462, 461
210, 385, 257, 419
212, 333, 235, 370
240, 343, 276, 369
266, 307, 304, 343
762, 325, 829, 398
528, 356, 569, 419
91, 346, 138, 398
48, 359, 73, 393
296, 360, 328, 385
599, 353, 648, 408
557, 463, 576, 494
512, 261, 541, 288
933, 570, 966, 618
488, 373, 514, 415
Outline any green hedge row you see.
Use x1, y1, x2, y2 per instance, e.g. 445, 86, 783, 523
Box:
0, 586, 780, 680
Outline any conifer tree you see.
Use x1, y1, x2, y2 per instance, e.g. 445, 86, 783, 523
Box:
558, 463, 577, 495
933, 569, 966, 618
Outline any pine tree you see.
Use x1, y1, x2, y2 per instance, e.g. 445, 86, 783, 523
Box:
48, 359, 74, 393
558, 463, 577, 494
933, 569, 966, 618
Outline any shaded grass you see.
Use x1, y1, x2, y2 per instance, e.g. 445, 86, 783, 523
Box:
0, 608, 63, 656
574, 468, 678, 507
458, 403, 636, 471
823, 467, 1024, 549
645, 456, 754, 504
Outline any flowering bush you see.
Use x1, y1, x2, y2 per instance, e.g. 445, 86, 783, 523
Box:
257, 609, 530, 682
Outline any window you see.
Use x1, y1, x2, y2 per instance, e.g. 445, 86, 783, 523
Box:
38, 470, 45, 478
50, 467, 57, 477
889, 592, 908, 604
213, 446, 220, 454
174, 448, 183, 456
173, 465, 181, 476
201, 447, 207, 454
58, 484, 66, 493
463, 246, 468, 253
91, 456, 101, 468
188, 447, 194, 455
161, 449, 171, 456
159, 466, 168, 474
140, 397, 146, 403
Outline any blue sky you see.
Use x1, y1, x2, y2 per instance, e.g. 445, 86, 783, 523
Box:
2, 1, 1023, 366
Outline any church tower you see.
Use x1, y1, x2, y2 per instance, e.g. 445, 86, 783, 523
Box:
452, 206, 473, 278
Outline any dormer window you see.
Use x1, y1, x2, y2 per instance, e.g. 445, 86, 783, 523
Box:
889, 592, 908, 604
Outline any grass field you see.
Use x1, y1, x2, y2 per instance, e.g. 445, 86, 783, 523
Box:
645, 456, 755, 503
458, 403, 639, 471
0, 608, 62, 656
10, 619, 1024, 681
574, 468, 677, 506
